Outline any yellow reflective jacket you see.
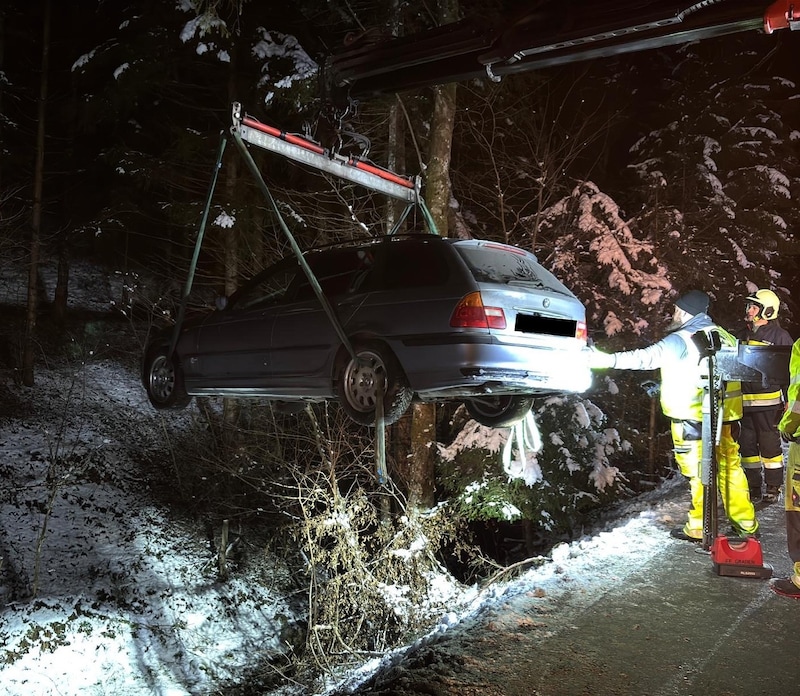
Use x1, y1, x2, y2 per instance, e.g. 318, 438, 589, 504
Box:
778, 338, 800, 439
715, 326, 743, 423
611, 314, 740, 423
722, 377, 743, 422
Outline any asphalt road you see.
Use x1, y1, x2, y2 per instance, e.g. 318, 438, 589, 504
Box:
341, 488, 800, 696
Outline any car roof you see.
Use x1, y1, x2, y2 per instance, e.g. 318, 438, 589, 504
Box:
303, 234, 540, 261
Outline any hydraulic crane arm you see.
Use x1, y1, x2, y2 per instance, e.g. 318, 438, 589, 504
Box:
327, 0, 798, 99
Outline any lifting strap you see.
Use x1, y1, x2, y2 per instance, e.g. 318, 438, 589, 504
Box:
229, 123, 359, 362
502, 410, 543, 485
168, 133, 228, 359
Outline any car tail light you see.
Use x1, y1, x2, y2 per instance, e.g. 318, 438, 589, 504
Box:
576, 321, 588, 342
451, 292, 507, 329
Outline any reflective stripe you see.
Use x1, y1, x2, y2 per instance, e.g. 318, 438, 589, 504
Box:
743, 392, 784, 408
743, 390, 783, 400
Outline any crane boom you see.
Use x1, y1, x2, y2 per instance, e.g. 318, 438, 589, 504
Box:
326, 0, 798, 99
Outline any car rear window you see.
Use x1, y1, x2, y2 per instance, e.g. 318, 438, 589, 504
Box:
361, 239, 451, 291
455, 244, 571, 295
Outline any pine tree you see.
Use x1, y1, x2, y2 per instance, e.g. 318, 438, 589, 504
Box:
537, 180, 671, 345
624, 34, 800, 329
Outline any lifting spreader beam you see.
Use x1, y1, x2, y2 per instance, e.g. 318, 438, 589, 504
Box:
231, 102, 419, 203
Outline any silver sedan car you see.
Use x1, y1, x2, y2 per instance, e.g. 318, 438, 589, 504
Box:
143, 235, 591, 427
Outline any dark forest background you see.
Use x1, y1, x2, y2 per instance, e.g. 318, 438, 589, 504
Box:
2, 0, 799, 564
2, 1, 798, 331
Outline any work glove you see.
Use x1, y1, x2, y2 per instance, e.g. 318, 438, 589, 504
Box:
780, 430, 800, 444
585, 346, 616, 370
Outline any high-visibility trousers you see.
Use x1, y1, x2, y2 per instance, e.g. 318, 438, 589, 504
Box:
784, 441, 800, 580
671, 420, 758, 535
740, 408, 786, 489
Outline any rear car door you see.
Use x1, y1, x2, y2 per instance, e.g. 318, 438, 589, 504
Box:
191, 259, 297, 387
351, 237, 457, 341
268, 248, 367, 390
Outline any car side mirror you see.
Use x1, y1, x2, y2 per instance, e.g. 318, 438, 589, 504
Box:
215, 296, 228, 311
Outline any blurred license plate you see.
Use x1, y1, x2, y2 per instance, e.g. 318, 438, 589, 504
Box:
515, 313, 576, 337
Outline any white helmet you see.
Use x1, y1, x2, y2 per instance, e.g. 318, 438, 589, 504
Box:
746, 289, 781, 320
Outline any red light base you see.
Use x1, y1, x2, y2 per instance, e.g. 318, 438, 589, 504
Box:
711, 536, 773, 579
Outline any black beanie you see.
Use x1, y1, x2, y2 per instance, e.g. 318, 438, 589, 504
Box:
675, 290, 710, 316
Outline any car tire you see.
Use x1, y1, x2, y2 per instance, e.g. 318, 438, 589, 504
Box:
144, 345, 191, 410
464, 395, 534, 428
336, 342, 413, 426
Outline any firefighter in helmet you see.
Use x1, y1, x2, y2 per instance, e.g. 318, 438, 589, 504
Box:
589, 290, 758, 541
739, 289, 794, 504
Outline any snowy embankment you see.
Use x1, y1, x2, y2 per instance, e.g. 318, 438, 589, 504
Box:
0, 361, 301, 695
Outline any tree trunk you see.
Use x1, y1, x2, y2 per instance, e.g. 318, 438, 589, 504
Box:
22, 0, 51, 386
0, 8, 5, 194
53, 15, 83, 329
385, 0, 406, 235
407, 402, 436, 508
386, 95, 407, 233
221, 39, 241, 438
406, 0, 459, 509
425, 82, 457, 232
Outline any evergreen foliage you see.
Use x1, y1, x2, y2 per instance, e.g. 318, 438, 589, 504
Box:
436, 396, 628, 541
623, 35, 800, 330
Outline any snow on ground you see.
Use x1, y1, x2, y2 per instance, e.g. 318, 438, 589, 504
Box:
324, 478, 688, 695
0, 361, 303, 695
0, 259, 692, 695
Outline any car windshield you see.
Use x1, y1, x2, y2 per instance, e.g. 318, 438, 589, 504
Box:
455, 244, 572, 295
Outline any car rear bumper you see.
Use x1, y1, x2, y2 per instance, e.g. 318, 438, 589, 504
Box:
397, 339, 592, 397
